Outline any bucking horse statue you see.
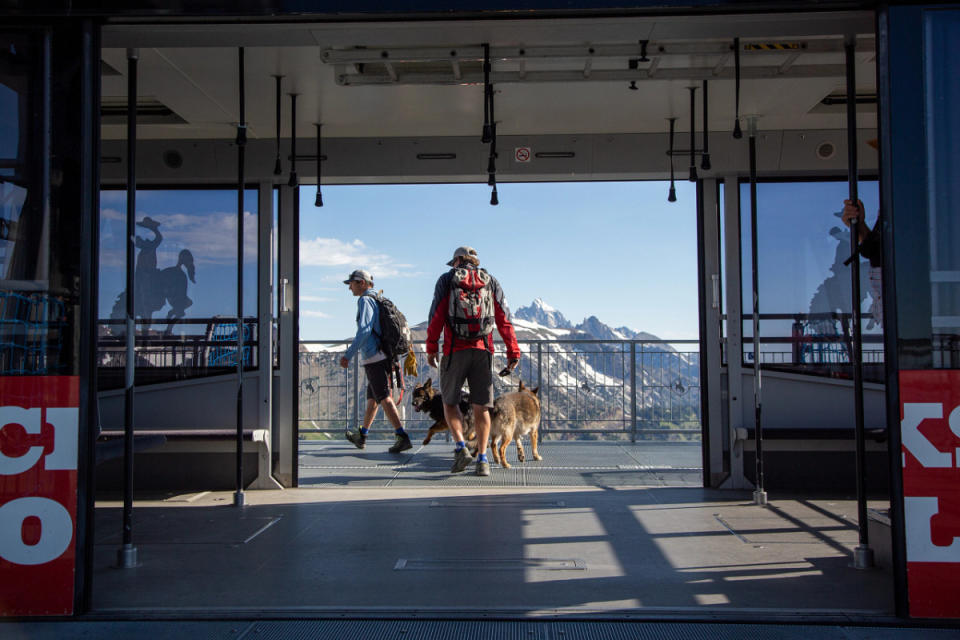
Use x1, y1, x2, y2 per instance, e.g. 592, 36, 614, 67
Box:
111, 216, 196, 336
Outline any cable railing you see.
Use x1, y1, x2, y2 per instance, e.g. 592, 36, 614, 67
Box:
298, 338, 701, 442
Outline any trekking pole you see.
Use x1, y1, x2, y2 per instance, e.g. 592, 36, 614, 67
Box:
845, 35, 873, 570
234, 46, 246, 508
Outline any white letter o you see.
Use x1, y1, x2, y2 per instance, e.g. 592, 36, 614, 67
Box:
0, 497, 73, 565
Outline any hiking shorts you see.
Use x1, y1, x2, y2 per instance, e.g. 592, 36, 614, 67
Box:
440, 349, 494, 408
364, 359, 394, 402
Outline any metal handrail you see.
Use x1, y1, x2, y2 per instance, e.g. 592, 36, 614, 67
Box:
298, 338, 702, 441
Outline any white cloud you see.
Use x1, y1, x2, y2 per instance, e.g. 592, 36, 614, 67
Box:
99, 210, 258, 269
301, 310, 331, 318
300, 295, 333, 303
299, 237, 417, 279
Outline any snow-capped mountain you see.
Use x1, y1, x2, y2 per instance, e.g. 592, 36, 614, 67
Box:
515, 298, 573, 329
307, 300, 699, 439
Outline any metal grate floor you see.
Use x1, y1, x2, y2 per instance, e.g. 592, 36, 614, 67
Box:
298, 440, 703, 488
11, 619, 959, 639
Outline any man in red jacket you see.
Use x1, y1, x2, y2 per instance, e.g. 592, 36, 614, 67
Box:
426, 246, 521, 476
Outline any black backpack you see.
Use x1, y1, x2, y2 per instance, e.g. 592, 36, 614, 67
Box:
373, 293, 412, 361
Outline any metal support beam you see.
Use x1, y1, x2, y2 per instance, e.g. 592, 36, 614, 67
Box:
845, 35, 873, 570
700, 179, 725, 487
720, 175, 748, 490
118, 47, 139, 569
234, 47, 247, 508
746, 115, 766, 507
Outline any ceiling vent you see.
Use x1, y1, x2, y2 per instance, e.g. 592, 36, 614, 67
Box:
101, 98, 187, 125
809, 92, 878, 114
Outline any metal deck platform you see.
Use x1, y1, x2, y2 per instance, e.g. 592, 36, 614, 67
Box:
86, 434, 896, 620
297, 440, 703, 488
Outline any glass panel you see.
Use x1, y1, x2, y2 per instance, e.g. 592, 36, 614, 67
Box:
740, 180, 883, 379
925, 11, 960, 368
0, 33, 74, 376
97, 188, 259, 387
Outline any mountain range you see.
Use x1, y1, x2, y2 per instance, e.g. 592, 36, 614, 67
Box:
409, 297, 664, 344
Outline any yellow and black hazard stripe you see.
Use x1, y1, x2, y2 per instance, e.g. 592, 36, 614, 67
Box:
743, 42, 803, 51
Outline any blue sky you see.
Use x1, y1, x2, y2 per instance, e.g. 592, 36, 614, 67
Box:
732, 179, 882, 337
97, 179, 881, 343
298, 181, 700, 340
99, 189, 258, 329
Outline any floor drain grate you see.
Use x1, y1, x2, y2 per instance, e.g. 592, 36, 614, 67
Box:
394, 558, 586, 571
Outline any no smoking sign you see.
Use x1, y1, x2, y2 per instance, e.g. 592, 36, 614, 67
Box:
514, 147, 531, 163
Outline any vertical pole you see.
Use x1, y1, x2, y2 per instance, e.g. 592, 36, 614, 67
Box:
234, 47, 247, 508
845, 36, 873, 569
688, 86, 698, 182
78, 19, 102, 611
315, 123, 324, 207
289, 95, 301, 487
747, 115, 766, 506
118, 48, 139, 569
701, 80, 711, 170
273, 75, 283, 176
353, 354, 360, 432
630, 341, 638, 443
537, 342, 543, 430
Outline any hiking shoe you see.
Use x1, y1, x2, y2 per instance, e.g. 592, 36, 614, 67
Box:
475, 461, 491, 477
450, 447, 474, 473
345, 430, 366, 449
388, 433, 413, 454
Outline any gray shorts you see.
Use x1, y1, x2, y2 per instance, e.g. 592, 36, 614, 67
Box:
440, 349, 494, 408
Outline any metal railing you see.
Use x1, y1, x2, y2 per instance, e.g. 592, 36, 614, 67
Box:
298, 339, 701, 442
96, 317, 258, 388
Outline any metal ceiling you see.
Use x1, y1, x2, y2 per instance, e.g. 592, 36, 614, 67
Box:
99, 11, 877, 144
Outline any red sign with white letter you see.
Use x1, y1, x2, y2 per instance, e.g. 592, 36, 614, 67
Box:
0, 376, 79, 616
900, 370, 960, 618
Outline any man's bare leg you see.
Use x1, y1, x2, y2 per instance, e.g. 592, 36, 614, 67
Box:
445, 402, 476, 472
443, 402, 465, 443
380, 396, 403, 431
362, 398, 379, 430
472, 404, 490, 456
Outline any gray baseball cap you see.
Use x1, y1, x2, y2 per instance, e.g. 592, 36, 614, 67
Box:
446, 245, 478, 266
343, 269, 373, 285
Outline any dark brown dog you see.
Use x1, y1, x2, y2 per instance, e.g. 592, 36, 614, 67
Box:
411, 378, 476, 445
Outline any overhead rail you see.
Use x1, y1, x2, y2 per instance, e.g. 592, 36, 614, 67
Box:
322, 37, 875, 86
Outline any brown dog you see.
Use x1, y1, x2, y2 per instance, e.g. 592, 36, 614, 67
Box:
411, 378, 475, 446
489, 380, 542, 468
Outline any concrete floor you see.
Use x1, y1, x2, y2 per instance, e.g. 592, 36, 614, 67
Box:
90, 442, 894, 618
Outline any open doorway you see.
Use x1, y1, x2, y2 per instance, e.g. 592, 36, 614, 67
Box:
88, 7, 895, 618
295, 180, 703, 488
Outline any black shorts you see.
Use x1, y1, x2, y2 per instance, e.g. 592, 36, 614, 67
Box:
364, 358, 394, 402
